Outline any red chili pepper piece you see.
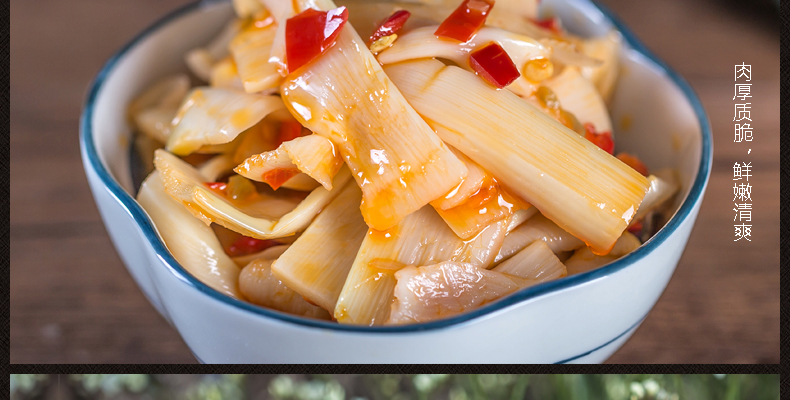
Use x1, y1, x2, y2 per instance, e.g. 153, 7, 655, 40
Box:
285, 6, 348, 73
274, 120, 304, 148
227, 236, 278, 257
627, 220, 643, 236
531, 17, 561, 33
584, 123, 615, 155
261, 168, 301, 190
616, 152, 649, 176
205, 182, 228, 192
435, 0, 495, 42
469, 43, 520, 88
370, 10, 411, 43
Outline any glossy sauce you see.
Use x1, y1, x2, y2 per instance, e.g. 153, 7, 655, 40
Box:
261, 168, 301, 189
433, 176, 530, 239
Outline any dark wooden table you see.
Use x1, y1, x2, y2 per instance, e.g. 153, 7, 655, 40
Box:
10, 0, 779, 363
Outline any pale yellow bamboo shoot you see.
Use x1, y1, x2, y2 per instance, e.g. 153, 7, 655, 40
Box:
272, 181, 367, 311
155, 149, 352, 239
137, 171, 242, 298
335, 206, 508, 325
495, 213, 585, 264
543, 66, 612, 132
166, 88, 285, 156
228, 18, 282, 93
493, 240, 567, 282
385, 59, 649, 254
279, 18, 466, 231
239, 259, 332, 319
235, 134, 342, 190
387, 261, 533, 325
565, 232, 641, 275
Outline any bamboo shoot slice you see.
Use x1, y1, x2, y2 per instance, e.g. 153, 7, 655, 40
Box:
487, 0, 539, 23
232, 243, 290, 267
232, 0, 265, 18
564, 250, 617, 276
186, 18, 244, 82
137, 171, 242, 298
482, 0, 544, 38
272, 181, 367, 311
492, 240, 567, 281
239, 259, 332, 319
608, 231, 642, 256
280, 173, 322, 191
542, 66, 612, 133
229, 18, 282, 93
432, 147, 488, 211
579, 31, 622, 103
634, 170, 679, 221
495, 213, 585, 264
385, 59, 650, 254
194, 140, 241, 155
128, 74, 190, 119
565, 232, 641, 275
129, 74, 190, 143
507, 207, 538, 232
134, 108, 176, 144
166, 88, 285, 156
232, 113, 289, 164
387, 261, 532, 325
260, 0, 306, 23
279, 16, 467, 231
198, 154, 236, 181
431, 177, 529, 240
235, 134, 342, 190
231, 117, 322, 191
539, 38, 602, 69
334, 206, 508, 325
210, 56, 244, 90
155, 149, 352, 239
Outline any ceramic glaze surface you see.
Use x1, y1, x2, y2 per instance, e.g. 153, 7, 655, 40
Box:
81, 0, 712, 363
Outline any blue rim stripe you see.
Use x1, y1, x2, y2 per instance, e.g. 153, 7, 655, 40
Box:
554, 312, 647, 364
79, 0, 713, 358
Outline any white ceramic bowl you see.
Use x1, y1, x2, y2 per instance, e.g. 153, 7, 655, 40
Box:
80, 0, 712, 363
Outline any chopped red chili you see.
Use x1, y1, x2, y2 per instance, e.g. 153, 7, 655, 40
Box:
370, 10, 411, 43
285, 6, 348, 73
469, 43, 521, 88
261, 168, 301, 190
274, 120, 304, 148
616, 152, 650, 176
227, 236, 278, 257
435, 0, 495, 42
627, 220, 643, 236
584, 123, 615, 155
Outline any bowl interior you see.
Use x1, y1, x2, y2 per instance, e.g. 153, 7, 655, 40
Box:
84, 0, 710, 330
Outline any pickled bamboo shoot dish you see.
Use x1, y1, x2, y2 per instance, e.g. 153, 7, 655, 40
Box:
132, 0, 679, 325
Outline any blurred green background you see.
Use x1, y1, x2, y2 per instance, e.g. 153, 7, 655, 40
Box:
10, 374, 780, 400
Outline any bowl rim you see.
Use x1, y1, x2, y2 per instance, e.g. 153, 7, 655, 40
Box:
80, 0, 713, 336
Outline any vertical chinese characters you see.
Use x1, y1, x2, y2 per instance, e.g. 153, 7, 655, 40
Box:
733, 63, 752, 242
